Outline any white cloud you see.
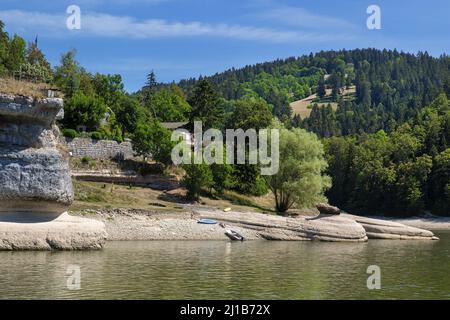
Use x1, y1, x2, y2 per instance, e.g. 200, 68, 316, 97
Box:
252, 5, 357, 31
0, 10, 65, 32
0, 9, 355, 44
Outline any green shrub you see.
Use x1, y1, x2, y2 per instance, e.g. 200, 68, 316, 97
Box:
98, 113, 123, 143
211, 163, 235, 195
62, 92, 108, 130
18, 62, 53, 83
232, 164, 269, 196
182, 163, 214, 201
62, 128, 78, 139
251, 176, 270, 196
90, 131, 103, 140
81, 155, 92, 164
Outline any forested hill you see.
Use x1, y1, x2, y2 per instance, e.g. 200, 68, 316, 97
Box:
172, 49, 450, 216
174, 48, 450, 135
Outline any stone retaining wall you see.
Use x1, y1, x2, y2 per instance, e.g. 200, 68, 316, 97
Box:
64, 137, 135, 160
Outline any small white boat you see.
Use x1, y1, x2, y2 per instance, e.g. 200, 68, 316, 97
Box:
197, 219, 218, 225
225, 229, 245, 241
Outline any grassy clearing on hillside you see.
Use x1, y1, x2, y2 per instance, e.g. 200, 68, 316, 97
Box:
290, 86, 355, 118
0, 77, 54, 98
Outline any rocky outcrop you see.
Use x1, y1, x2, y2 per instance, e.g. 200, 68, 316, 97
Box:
0, 93, 107, 250
0, 213, 106, 250
316, 203, 341, 215
194, 209, 368, 242
0, 147, 73, 213
342, 214, 439, 240
193, 208, 439, 242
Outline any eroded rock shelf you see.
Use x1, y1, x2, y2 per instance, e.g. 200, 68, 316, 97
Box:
195, 209, 438, 242
0, 93, 107, 250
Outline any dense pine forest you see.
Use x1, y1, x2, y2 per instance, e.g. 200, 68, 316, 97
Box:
176, 49, 450, 135
1, 18, 449, 216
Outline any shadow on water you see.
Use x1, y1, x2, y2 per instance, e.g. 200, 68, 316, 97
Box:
0, 212, 61, 223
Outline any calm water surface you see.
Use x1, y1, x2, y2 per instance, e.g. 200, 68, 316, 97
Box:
0, 231, 449, 299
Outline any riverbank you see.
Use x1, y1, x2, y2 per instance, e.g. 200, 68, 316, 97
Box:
69, 180, 444, 242
72, 206, 442, 241
74, 208, 262, 240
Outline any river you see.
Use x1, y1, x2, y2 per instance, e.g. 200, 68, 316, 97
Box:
0, 231, 449, 299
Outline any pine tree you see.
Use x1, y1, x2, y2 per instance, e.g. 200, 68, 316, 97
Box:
146, 70, 157, 89
26, 39, 51, 70
317, 77, 326, 99
188, 79, 224, 129
143, 70, 158, 116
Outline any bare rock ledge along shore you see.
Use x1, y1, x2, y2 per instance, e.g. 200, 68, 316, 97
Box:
77, 206, 439, 242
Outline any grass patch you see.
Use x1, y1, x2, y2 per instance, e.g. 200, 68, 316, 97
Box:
0, 77, 57, 98
218, 190, 275, 213
73, 181, 136, 206
71, 179, 277, 215
71, 180, 186, 212
290, 86, 356, 118
73, 181, 108, 203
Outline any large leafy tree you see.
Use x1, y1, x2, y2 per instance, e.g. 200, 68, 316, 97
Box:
146, 85, 191, 122
394, 155, 432, 213
6, 35, 26, 73
116, 94, 146, 136
132, 119, 174, 165
266, 121, 331, 213
62, 91, 108, 131
228, 99, 273, 130
92, 73, 124, 108
54, 49, 82, 97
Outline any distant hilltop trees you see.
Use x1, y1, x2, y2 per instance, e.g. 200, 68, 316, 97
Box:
173, 48, 450, 136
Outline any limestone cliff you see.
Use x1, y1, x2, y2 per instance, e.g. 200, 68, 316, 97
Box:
0, 93, 106, 250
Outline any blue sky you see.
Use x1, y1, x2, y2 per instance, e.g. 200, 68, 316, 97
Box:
1, 0, 449, 92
